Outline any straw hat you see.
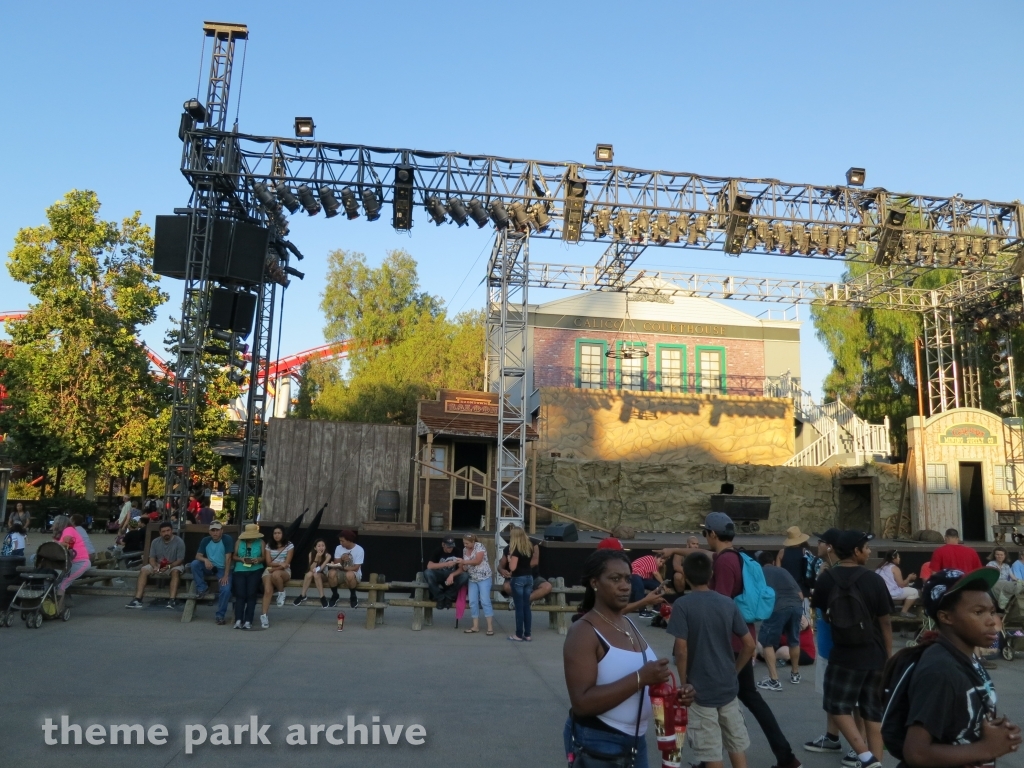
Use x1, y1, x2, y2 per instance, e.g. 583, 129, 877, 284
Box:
238, 524, 263, 540
783, 526, 810, 547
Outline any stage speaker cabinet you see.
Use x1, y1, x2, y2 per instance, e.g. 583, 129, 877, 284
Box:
153, 215, 190, 278
231, 291, 257, 337
209, 288, 258, 337
543, 522, 578, 542
152, 216, 268, 286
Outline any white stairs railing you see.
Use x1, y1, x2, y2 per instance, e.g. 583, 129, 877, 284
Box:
765, 373, 891, 467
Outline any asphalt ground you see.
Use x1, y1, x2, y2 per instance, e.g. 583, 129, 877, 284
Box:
3, 584, 1024, 768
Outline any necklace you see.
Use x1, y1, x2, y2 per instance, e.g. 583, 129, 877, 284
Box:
592, 609, 637, 645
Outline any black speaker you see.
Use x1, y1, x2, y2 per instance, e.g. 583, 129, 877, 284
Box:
153, 216, 268, 286
208, 288, 258, 337
232, 292, 257, 337
544, 522, 578, 542
153, 215, 190, 278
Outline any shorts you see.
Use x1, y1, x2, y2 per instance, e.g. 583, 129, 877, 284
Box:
532, 576, 550, 591
758, 606, 803, 648
688, 698, 750, 762
891, 586, 919, 601
822, 663, 883, 721
141, 564, 184, 575
264, 568, 291, 580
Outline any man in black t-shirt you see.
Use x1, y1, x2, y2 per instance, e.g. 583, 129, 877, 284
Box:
811, 531, 893, 768
423, 537, 468, 609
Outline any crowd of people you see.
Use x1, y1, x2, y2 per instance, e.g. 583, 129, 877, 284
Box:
563, 514, 1023, 768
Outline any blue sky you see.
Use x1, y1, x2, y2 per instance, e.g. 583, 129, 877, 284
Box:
2, 1, 1022, 401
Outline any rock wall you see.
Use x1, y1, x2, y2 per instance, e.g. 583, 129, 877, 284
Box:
538, 387, 794, 465
532, 457, 905, 535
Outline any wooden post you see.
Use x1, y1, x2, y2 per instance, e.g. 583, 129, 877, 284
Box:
412, 572, 426, 631
529, 443, 538, 534
422, 433, 433, 532
554, 576, 568, 635
365, 573, 380, 630
410, 436, 420, 529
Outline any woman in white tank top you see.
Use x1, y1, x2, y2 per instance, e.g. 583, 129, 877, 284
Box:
563, 549, 690, 767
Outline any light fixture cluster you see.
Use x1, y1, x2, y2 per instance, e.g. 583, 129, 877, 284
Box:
205, 329, 250, 386
993, 336, 1018, 416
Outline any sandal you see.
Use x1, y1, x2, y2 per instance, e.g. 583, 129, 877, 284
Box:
507, 635, 523, 641
464, 628, 479, 633
486, 630, 494, 636
523, 636, 532, 642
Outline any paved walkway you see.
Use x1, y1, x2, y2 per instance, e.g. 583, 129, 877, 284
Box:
3, 593, 1024, 768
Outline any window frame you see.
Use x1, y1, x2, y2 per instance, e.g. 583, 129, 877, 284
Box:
656, 343, 687, 393
575, 338, 608, 389
925, 463, 951, 493
995, 464, 1019, 494
614, 341, 649, 391
695, 344, 727, 394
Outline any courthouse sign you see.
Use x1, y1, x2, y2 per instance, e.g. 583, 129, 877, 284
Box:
938, 423, 997, 446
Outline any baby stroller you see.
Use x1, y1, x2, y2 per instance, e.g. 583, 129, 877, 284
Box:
1, 541, 72, 629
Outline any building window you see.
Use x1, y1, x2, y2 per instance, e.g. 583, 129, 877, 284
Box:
615, 342, 648, 391
696, 346, 726, 394
657, 344, 686, 393
428, 445, 447, 476
995, 464, 1019, 493
576, 339, 607, 389
926, 463, 950, 493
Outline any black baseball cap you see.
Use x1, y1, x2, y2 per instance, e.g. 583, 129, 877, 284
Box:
922, 568, 999, 619
442, 537, 456, 546
834, 530, 873, 555
814, 528, 841, 546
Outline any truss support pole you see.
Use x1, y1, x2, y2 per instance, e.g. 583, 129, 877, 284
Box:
164, 25, 246, 528
238, 277, 277, 522
923, 294, 960, 415
486, 230, 529, 551
959, 326, 983, 410
593, 242, 647, 288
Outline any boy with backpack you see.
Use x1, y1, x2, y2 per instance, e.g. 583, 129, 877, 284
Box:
881, 567, 1021, 767
703, 512, 802, 768
810, 530, 893, 768
669, 551, 754, 768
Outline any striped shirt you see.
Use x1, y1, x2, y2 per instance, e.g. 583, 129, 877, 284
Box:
631, 555, 660, 579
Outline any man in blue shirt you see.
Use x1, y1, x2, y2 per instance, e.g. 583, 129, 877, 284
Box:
190, 522, 234, 624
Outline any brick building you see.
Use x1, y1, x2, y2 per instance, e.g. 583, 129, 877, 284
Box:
526, 289, 800, 397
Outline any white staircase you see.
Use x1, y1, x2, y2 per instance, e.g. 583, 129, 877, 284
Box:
764, 374, 891, 467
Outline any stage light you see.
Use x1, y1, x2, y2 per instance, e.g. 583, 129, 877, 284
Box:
592, 208, 612, 238
508, 202, 530, 232
846, 227, 859, 249
694, 214, 708, 239
686, 217, 700, 245
296, 185, 321, 216
970, 237, 985, 259
448, 198, 470, 227
826, 226, 843, 253
275, 182, 300, 214
532, 179, 548, 198
846, 167, 866, 187
773, 222, 791, 252
273, 209, 289, 235
183, 99, 208, 122
595, 144, 614, 163
996, 376, 1013, 390
362, 187, 382, 221
488, 199, 509, 230
253, 182, 279, 212
723, 194, 753, 254
319, 186, 340, 218
652, 213, 671, 244
562, 170, 587, 243
934, 234, 951, 264
633, 211, 651, 242
954, 236, 968, 261
284, 266, 305, 280
393, 165, 414, 231
228, 370, 247, 385
210, 329, 233, 345
872, 209, 906, 265
468, 198, 489, 228
613, 210, 631, 241
294, 117, 315, 138
341, 188, 360, 220
901, 232, 918, 262
792, 224, 809, 255
282, 239, 304, 261
529, 202, 551, 232
426, 196, 448, 226
919, 232, 934, 261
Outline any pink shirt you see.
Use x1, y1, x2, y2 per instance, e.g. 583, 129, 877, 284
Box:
58, 527, 91, 564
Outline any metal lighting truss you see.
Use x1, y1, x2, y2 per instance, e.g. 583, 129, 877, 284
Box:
486, 231, 529, 535
164, 23, 248, 527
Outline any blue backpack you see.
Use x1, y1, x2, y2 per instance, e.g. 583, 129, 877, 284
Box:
732, 550, 776, 622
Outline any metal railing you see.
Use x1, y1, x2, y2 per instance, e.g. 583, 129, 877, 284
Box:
535, 367, 775, 397
786, 421, 839, 467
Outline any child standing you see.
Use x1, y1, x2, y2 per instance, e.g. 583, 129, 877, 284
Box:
882, 568, 1022, 768
668, 551, 754, 768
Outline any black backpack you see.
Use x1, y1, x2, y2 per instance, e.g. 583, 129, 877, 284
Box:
826, 567, 874, 646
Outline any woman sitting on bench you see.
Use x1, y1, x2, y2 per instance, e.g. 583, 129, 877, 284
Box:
294, 539, 332, 608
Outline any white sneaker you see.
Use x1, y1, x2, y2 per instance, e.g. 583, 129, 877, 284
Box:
276, 591, 286, 607
243, 621, 252, 630
233, 620, 242, 629
260, 614, 270, 629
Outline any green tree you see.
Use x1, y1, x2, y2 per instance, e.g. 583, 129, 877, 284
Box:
302, 250, 484, 424
0, 190, 167, 498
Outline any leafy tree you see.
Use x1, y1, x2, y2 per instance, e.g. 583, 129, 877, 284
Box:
0, 191, 166, 499
302, 249, 484, 424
